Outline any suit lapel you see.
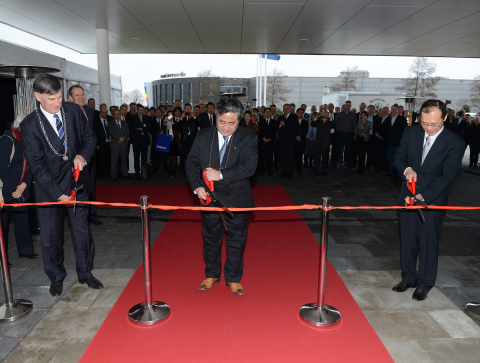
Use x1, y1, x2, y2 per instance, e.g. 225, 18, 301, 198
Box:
64, 106, 75, 159
39, 109, 65, 153
421, 128, 445, 168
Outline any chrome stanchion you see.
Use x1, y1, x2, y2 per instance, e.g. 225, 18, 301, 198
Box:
0, 209, 33, 324
299, 197, 341, 327
466, 302, 480, 320
128, 196, 170, 325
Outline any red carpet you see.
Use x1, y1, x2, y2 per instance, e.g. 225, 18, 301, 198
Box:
81, 186, 393, 363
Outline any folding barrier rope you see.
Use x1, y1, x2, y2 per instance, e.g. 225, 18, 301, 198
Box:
0, 198, 479, 327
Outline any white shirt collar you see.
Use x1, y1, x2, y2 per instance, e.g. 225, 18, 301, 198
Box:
40, 104, 62, 136
217, 130, 232, 150
424, 126, 444, 145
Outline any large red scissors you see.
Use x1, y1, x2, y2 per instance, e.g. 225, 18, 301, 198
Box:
405, 178, 427, 222
200, 168, 233, 230
70, 167, 83, 213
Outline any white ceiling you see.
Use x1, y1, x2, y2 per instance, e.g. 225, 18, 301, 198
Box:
1, 0, 480, 57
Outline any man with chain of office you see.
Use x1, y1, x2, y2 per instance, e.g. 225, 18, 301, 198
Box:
185, 98, 258, 296
21, 74, 103, 297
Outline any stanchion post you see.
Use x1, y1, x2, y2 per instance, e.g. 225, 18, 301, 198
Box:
0, 210, 33, 324
466, 302, 480, 320
299, 197, 341, 327
128, 195, 170, 325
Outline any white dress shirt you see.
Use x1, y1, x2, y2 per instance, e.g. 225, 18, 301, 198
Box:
404, 126, 444, 176
40, 105, 62, 136
101, 117, 111, 142
217, 131, 232, 151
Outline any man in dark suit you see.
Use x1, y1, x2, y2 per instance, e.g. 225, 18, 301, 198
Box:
380, 103, 407, 177
94, 108, 112, 180
374, 107, 389, 173
67, 85, 102, 225
21, 74, 103, 296
185, 98, 257, 296
108, 109, 130, 180
311, 112, 335, 176
393, 99, 465, 301
129, 104, 151, 178
277, 104, 299, 179
365, 104, 380, 171
179, 103, 198, 170
199, 102, 216, 129
150, 107, 164, 174
257, 107, 278, 176
294, 108, 309, 175
327, 103, 337, 166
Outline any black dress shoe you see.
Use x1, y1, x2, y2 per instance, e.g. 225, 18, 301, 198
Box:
277, 174, 285, 178
19, 253, 39, 259
50, 280, 63, 296
8, 262, 12, 268
79, 275, 104, 289
392, 281, 417, 292
123, 175, 132, 180
412, 288, 428, 301
90, 217, 103, 225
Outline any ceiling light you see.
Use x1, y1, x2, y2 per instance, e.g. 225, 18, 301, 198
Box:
300, 39, 308, 42
133, 38, 141, 41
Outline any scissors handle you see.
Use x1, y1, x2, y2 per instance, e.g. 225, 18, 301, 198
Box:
73, 167, 80, 182
407, 178, 416, 196
203, 169, 214, 192
200, 193, 212, 206
70, 190, 76, 201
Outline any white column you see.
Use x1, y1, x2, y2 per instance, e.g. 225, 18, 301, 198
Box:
96, 28, 112, 107
258, 55, 262, 107
264, 56, 267, 106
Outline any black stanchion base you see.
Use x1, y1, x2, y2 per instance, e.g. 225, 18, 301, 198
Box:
0, 299, 33, 324
128, 301, 170, 325
466, 302, 480, 320
299, 303, 341, 327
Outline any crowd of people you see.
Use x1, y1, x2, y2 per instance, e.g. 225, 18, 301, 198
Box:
83, 97, 480, 182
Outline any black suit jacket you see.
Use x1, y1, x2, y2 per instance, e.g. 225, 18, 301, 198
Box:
394, 126, 465, 206
129, 114, 151, 145
277, 114, 299, 145
311, 118, 335, 145
372, 115, 383, 135
185, 126, 258, 210
180, 116, 198, 143
380, 115, 407, 147
297, 119, 309, 142
21, 102, 96, 202
83, 105, 95, 131
94, 115, 113, 150
0, 130, 33, 202
199, 113, 216, 129
257, 117, 279, 141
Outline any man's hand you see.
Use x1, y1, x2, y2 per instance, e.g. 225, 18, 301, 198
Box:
263, 137, 271, 143
405, 194, 424, 204
195, 187, 208, 201
405, 167, 417, 182
205, 167, 221, 182
96, 146, 100, 149
280, 120, 285, 127
308, 137, 314, 141
74, 155, 86, 171
58, 195, 70, 202
119, 137, 125, 143
375, 132, 382, 139
12, 182, 27, 199
296, 135, 301, 141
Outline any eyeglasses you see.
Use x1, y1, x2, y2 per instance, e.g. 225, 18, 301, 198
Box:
420, 122, 442, 129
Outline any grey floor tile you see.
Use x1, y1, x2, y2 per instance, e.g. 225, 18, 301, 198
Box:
381, 339, 431, 363
348, 256, 401, 270
20, 285, 74, 309
53, 286, 102, 310
50, 338, 91, 363
330, 233, 384, 245
443, 269, 480, 287
10, 269, 78, 286
0, 337, 22, 362
435, 269, 463, 288
89, 286, 124, 309
337, 270, 397, 289
0, 308, 50, 338
3, 338, 66, 363
90, 269, 135, 286
328, 257, 356, 270
102, 242, 144, 256
453, 256, 480, 271
438, 256, 469, 270
328, 243, 372, 258
364, 310, 449, 339
437, 287, 480, 311
92, 254, 129, 269
349, 287, 386, 310
416, 338, 480, 363
119, 254, 143, 269
428, 310, 480, 338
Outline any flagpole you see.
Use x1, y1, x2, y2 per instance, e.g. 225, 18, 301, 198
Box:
264, 55, 267, 107
256, 55, 259, 106
258, 55, 262, 108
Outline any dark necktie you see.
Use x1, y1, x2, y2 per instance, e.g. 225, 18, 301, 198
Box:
219, 136, 229, 164
54, 114, 66, 148
209, 115, 213, 126
104, 119, 110, 139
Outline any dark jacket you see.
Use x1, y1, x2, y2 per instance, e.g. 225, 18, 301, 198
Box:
180, 115, 198, 143
466, 123, 480, 146
296, 119, 309, 142
0, 130, 32, 202
394, 126, 465, 206
277, 114, 299, 145
199, 113, 216, 129
380, 115, 407, 147
257, 117, 279, 141
21, 102, 97, 202
129, 113, 151, 145
94, 114, 113, 150
311, 118, 335, 146
185, 126, 258, 211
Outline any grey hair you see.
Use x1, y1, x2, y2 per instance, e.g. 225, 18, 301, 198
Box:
13, 113, 28, 129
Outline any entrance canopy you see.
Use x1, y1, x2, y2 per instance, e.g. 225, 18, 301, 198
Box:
1, 0, 479, 57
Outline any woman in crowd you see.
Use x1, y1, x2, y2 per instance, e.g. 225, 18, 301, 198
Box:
0, 114, 38, 267
304, 111, 317, 168
241, 110, 258, 133
354, 110, 372, 174
466, 116, 480, 168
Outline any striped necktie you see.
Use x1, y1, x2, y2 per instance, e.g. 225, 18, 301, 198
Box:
54, 114, 66, 148
219, 136, 229, 164
421, 136, 431, 165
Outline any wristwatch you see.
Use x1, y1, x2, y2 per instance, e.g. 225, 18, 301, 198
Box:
219, 172, 223, 180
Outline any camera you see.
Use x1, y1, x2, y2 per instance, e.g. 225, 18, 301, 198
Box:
445, 100, 451, 105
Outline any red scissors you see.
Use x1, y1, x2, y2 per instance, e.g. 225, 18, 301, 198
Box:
405, 178, 427, 222
70, 167, 83, 213
200, 169, 233, 230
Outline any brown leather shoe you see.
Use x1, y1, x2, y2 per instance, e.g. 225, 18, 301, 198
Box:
226, 282, 244, 296
199, 277, 220, 291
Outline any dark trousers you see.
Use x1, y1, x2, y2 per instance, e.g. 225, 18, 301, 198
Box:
329, 133, 337, 164
356, 138, 368, 173
294, 140, 306, 174
274, 139, 280, 168
37, 192, 94, 282
151, 148, 163, 173
386, 145, 399, 175
96, 143, 111, 179
180, 136, 194, 172
1, 205, 35, 261
258, 140, 274, 174
110, 147, 129, 178
201, 212, 250, 283
366, 136, 375, 170
399, 210, 445, 291
132, 141, 148, 174
279, 143, 294, 177
470, 144, 479, 165
374, 138, 388, 171
314, 141, 329, 172
88, 156, 97, 219
333, 133, 353, 168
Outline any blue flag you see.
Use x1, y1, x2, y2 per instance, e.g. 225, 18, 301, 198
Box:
260, 54, 281, 61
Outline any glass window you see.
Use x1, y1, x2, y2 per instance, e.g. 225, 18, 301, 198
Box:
180, 83, 184, 108
165, 84, 168, 105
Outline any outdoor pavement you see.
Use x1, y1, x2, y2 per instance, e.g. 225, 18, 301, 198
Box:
1, 158, 479, 362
